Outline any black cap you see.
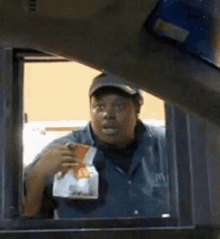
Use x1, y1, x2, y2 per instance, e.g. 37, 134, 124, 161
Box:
89, 73, 140, 97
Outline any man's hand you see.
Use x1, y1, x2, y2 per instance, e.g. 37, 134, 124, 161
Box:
35, 145, 81, 179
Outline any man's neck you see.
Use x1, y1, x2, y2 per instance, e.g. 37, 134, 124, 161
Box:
93, 134, 137, 150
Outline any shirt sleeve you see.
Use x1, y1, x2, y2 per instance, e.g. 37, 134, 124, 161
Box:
147, 125, 168, 176
147, 126, 170, 214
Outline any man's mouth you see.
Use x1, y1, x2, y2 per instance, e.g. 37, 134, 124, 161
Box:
102, 126, 118, 134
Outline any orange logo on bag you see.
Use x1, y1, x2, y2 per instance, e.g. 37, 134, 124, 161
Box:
67, 144, 91, 179
74, 145, 90, 160
73, 162, 90, 179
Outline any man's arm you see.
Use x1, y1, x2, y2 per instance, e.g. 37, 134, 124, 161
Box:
23, 164, 47, 218
23, 145, 80, 218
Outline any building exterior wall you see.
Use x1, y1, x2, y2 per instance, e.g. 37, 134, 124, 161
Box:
24, 62, 165, 122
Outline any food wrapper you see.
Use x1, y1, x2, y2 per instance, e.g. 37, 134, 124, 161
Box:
53, 144, 98, 199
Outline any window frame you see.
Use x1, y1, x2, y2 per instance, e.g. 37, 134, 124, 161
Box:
0, 47, 212, 238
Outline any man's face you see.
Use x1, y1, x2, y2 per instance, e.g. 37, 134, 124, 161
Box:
90, 93, 138, 147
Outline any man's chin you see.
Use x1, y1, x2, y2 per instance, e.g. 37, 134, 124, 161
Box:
100, 136, 120, 145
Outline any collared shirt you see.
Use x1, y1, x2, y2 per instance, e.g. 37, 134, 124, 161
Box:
25, 121, 169, 219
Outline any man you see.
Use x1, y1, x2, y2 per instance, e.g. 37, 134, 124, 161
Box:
24, 73, 169, 219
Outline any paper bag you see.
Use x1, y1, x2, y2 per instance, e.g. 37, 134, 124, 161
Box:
53, 144, 99, 199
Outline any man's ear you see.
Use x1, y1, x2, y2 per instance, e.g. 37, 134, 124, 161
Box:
134, 94, 143, 115
89, 103, 93, 115
89, 100, 92, 116
135, 104, 141, 115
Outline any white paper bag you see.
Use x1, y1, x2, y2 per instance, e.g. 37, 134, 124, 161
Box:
53, 146, 99, 199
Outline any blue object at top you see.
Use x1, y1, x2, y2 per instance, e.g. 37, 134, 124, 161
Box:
146, 0, 218, 66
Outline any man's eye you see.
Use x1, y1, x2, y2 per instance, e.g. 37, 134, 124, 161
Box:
96, 104, 105, 110
114, 105, 124, 110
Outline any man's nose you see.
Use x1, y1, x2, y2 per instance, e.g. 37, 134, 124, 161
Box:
103, 106, 115, 119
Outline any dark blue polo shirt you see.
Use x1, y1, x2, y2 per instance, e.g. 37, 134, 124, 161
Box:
25, 121, 169, 219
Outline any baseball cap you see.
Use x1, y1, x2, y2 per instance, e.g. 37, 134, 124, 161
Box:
89, 73, 140, 97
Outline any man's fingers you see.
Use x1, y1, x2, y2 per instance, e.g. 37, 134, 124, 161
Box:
65, 143, 78, 152
49, 144, 80, 150
57, 169, 69, 179
61, 151, 76, 157
57, 161, 79, 179
49, 147, 77, 157
55, 145, 78, 154
62, 162, 79, 167
54, 145, 70, 150
61, 156, 82, 163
